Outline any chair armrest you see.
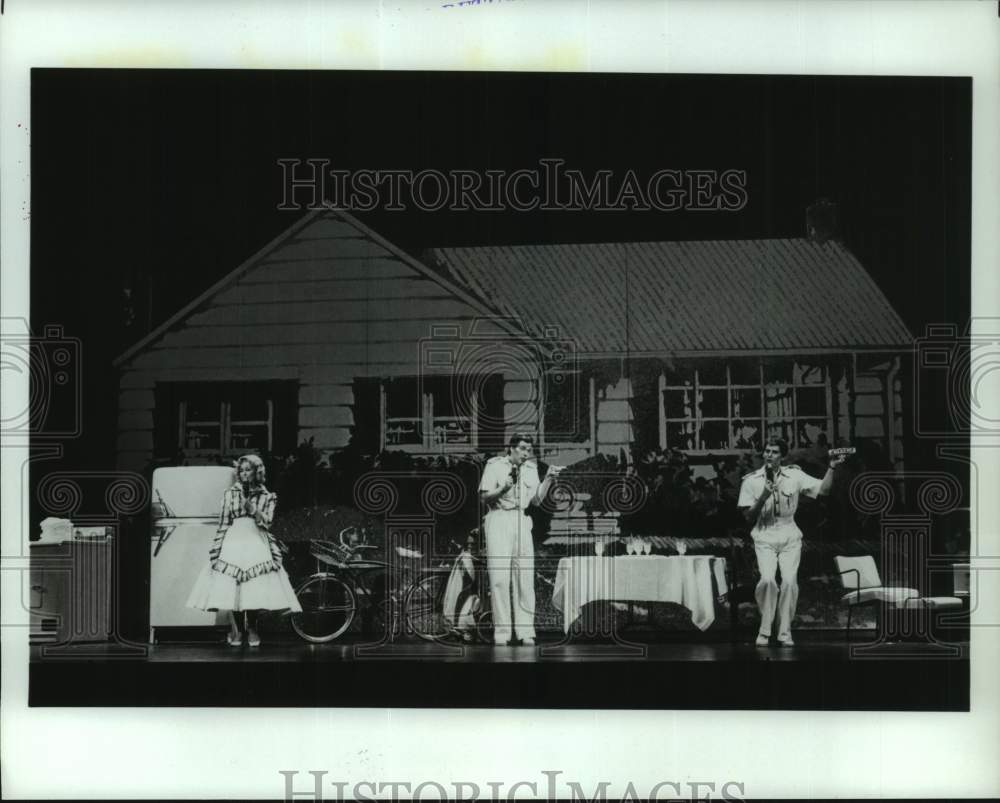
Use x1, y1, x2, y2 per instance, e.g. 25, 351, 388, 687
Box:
837, 568, 862, 604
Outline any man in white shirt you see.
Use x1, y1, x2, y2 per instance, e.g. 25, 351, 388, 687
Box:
738, 437, 846, 646
478, 434, 562, 646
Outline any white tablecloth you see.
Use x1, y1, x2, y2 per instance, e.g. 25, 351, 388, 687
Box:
552, 555, 728, 633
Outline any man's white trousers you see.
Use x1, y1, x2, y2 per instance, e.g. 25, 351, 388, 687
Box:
752, 523, 803, 640
484, 508, 536, 643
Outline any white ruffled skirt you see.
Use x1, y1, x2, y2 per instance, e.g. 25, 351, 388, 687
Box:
186, 518, 302, 612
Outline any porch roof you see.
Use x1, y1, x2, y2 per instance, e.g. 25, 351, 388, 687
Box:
429, 239, 913, 355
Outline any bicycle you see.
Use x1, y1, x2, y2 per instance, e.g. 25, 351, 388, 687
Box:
289, 526, 457, 644
404, 531, 494, 645
407, 528, 557, 645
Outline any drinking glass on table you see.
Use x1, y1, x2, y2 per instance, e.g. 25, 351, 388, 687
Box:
676, 539, 687, 556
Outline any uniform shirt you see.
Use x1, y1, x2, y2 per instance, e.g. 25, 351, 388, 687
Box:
478, 455, 540, 511
737, 465, 822, 530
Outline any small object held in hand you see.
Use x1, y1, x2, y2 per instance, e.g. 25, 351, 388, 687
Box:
828, 447, 856, 457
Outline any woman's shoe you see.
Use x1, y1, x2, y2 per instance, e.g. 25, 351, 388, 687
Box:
247, 631, 261, 648
227, 632, 243, 647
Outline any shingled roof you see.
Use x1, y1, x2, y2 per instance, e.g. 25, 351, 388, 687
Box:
429, 239, 913, 354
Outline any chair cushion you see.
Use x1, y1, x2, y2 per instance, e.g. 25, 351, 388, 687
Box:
834, 555, 881, 591
840, 587, 921, 606
901, 596, 964, 611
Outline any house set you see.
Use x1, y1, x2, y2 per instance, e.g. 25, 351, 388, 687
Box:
114, 209, 913, 476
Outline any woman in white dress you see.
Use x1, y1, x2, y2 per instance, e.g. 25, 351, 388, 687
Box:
186, 454, 301, 647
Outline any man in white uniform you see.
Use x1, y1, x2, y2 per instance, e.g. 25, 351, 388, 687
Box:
479, 434, 562, 646
738, 437, 846, 646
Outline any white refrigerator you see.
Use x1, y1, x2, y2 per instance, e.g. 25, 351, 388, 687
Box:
149, 466, 235, 642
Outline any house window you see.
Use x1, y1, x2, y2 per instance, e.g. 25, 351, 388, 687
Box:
155, 382, 297, 460
180, 396, 273, 456
382, 376, 477, 452
660, 360, 833, 452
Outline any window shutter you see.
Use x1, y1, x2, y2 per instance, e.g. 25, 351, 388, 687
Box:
352, 378, 381, 455
477, 373, 505, 453
152, 383, 179, 459
271, 381, 299, 456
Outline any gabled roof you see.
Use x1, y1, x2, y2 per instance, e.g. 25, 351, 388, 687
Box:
113, 208, 529, 367
428, 238, 913, 354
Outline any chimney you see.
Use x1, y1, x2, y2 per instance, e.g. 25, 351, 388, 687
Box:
806, 198, 839, 244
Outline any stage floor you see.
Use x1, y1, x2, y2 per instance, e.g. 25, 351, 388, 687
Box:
30, 633, 971, 663
28, 632, 971, 709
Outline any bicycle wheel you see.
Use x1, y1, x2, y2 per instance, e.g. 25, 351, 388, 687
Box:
290, 574, 356, 643
474, 607, 494, 645
403, 573, 452, 642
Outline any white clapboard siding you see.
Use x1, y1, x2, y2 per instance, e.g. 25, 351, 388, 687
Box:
853, 375, 884, 393
597, 422, 633, 448
185, 298, 476, 327
291, 219, 360, 240
116, 211, 526, 469
503, 401, 540, 429
120, 365, 302, 389
596, 398, 634, 423
119, 389, 155, 410
120, 360, 463, 390
157, 320, 468, 349
247, 257, 417, 283
118, 449, 152, 473
117, 430, 154, 452
853, 393, 885, 416
118, 410, 154, 432
540, 446, 591, 465
299, 405, 354, 428
299, 384, 355, 407
266, 237, 389, 261
134, 342, 434, 371
503, 379, 540, 401
215, 277, 445, 305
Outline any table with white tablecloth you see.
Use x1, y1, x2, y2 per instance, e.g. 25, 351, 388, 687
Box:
551, 555, 728, 633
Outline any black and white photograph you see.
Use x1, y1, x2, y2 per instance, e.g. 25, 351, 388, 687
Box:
24, 65, 976, 705
3, 1, 999, 799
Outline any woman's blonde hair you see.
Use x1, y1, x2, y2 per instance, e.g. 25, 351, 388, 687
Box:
235, 453, 267, 486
